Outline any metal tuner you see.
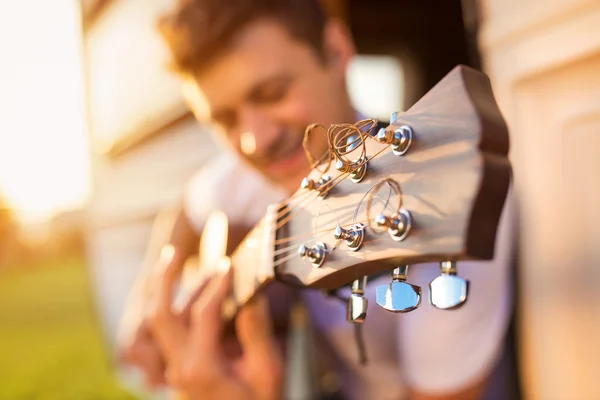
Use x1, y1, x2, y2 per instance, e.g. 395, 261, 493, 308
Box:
336, 155, 368, 183
297, 242, 327, 268
374, 208, 412, 242
300, 175, 331, 199
347, 277, 368, 324
429, 261, 469, 309
334, 224, 365, 251
375, 112, 413, 156
376, 265, 421, 313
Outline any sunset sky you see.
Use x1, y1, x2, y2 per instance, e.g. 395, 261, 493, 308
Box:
0, 0, 90, 224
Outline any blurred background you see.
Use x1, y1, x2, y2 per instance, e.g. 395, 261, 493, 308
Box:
0, 0, 598, 399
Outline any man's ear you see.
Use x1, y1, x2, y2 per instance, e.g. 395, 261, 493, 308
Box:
322, 19, 356, 73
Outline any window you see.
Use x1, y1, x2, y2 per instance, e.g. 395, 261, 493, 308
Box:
347, 55, 404, 122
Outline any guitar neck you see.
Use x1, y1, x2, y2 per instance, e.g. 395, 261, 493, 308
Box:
222, 204, 279, 320
172, 207, 277, 319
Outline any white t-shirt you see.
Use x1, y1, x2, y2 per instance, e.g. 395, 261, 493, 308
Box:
184, 152, 515, 399
184, 153, 287, 232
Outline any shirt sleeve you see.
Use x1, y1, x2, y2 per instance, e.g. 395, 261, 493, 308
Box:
182, 154, 285, 233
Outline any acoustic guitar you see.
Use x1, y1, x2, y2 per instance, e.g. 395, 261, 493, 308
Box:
119, 64, 510, 400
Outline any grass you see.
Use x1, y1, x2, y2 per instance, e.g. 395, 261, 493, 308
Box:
0, 257, 136, 400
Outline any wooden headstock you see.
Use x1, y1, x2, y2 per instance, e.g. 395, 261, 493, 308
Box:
271, 65, 510, 290
214, 65, 511, 313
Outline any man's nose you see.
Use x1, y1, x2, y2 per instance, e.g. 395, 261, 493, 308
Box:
236, 107, 279, 157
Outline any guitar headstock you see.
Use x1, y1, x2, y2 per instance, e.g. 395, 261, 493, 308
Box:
271, 65, 510, 299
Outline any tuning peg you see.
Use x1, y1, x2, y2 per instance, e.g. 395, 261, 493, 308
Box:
429, 261, 469, 310
300, 175, 331, 198
335, 155, 368, 183
375, 125, 412, 156
374, 209, 412, 242
297, 242, 327, 267
334, 224, 365, 251
300, 177, 315, 190
347, 277, 368, 324
376, 265, 421, 313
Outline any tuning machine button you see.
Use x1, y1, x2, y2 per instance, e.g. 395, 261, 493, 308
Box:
429, 261, 469, 310
347, 277, 368, 324
300, 175, 331, 199
376, 265, 421, 313
336, 154, 368, 183
376, 125, 412, 156
334, 224, 365, 251
374, 208, 412, 242
297, 242, 327, 268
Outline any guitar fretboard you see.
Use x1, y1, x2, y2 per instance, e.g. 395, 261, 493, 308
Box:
224, 204, 278, 320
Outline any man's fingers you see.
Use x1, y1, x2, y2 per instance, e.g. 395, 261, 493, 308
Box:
188, 263, 233, 357
163, 265, 233, 387
127, 337, 167, 388
180, 278, 211, 326
236, 294, 282, 372
120, 321, 167, 389
155, 245, 183, 318
150, 246, 187, 365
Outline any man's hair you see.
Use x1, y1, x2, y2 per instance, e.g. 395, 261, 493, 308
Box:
158, 0, 328, 76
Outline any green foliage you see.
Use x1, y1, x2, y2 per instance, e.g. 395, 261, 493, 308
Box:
0, 258, 136, 400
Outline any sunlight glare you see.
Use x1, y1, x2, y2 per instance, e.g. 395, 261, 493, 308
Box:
0, 0, 90, 223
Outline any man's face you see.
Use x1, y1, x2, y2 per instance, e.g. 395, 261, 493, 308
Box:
189, 19, 354, 195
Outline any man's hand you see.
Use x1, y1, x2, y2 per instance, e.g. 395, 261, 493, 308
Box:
119, 243, 192, 389
149, 261, 283, 400
120, 319, 167, 388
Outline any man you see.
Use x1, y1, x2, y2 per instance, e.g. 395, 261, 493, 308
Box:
121, 0, 515, 399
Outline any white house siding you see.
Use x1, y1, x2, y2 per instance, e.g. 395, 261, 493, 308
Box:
86, 119, 217, 347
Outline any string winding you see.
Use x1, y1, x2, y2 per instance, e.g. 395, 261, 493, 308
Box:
365, 178, 404, 233
328, 118, 378, 172
303, 123, 332, 175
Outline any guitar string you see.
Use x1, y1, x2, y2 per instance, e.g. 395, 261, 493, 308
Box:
272, 224, 397, 264
227, 230, 389, 295
262, 152, 353, 232
272, 235, 389, 269
273, 203, 358, 246
271, 218, 373, 256
273, 133, 388, 232
267, 120, 373, 214
271, 181, 396, 249
271, 221, 390, 258
273, 129, 375, 227
273, 142, 391, 235
272, 217, 454, 265
271, 119, 381, 225
270, 142, 406, 266
272, 178, 402, 257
